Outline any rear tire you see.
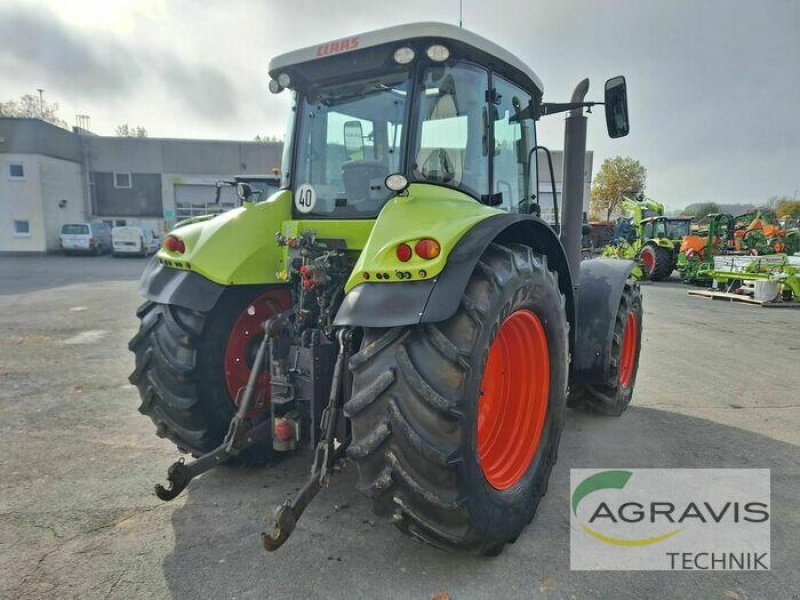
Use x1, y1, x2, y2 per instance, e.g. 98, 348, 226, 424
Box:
569, 280, 642, 416
128, 286, 288, 456
346, 243, 569, 555
640, 245, 673, 281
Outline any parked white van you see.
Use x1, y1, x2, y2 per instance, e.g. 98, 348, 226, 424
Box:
60, 222, 112, 255
112, 226, 160, 257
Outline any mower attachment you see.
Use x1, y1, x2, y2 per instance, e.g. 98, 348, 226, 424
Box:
154, 318, 276, 501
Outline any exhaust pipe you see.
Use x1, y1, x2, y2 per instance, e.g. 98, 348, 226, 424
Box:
560, 79, 589, 288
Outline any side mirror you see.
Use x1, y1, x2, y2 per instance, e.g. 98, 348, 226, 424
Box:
604, 76, 630, 138
582, 223, 592, 236
236, 182, 253, 202
343, 120, 365, 159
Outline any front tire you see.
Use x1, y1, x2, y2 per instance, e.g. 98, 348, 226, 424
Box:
345, 243, 569, 555
569, 280, 642, 416
640, 245, 673, 281
128, 286, 288, 456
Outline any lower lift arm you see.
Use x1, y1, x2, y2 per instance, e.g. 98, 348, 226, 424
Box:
153, 318, 351, 552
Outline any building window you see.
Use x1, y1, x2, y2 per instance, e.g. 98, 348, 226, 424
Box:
13, 220, 31, 237
7, 163, 25, 180
114, 172, 132, 188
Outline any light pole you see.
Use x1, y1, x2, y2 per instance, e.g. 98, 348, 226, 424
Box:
36, 88, 44, 118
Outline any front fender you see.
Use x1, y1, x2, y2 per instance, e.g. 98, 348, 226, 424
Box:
572, 258, 637, 385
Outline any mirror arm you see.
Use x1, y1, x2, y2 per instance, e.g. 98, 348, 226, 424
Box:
539, 101, 601, 117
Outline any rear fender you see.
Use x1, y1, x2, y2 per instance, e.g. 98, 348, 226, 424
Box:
571, 258, 636, 385
335, 212, 575, 351
138, 257, 227, 313
156, 191, 291, 286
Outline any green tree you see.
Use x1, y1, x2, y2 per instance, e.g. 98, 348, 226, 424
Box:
776, 200, 800, 218
590, 156, 647, 220
0, 93, 68, 129
763, 195, 800, 218
115, 123, 148, 137
682, 202, 721, 217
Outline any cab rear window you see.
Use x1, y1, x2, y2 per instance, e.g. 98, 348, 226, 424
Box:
61, 224, 89, 234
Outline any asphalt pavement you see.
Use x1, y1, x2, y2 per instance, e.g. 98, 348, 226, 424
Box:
0, 255, 798, 599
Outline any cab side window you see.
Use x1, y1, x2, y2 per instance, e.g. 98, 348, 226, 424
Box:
492, 76, 535, 213
413, 63, 489, 199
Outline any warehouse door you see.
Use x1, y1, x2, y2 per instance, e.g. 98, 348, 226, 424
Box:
174, 184, 237, 220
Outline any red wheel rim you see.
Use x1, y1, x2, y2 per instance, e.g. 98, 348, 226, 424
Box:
223, 290, 289, 417
478, 310, 550, 491
641, 249, 655, 273
619, 312, 638, 388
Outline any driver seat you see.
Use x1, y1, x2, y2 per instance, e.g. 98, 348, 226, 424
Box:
417, 76, 462, 185
342, 160, 388, 205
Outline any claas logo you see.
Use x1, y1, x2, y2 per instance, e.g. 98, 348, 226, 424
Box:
316, 37, 360, 57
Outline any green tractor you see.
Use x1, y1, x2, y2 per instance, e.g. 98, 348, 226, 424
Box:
129, 23, 641, 555
603, 197, 692, 281
636, 216, 693, 280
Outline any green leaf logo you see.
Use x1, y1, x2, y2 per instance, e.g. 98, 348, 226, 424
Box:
572, 470, 683, 546
572, 470, 632, 516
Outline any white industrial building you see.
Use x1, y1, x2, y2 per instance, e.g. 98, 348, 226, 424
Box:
1, 117, 590, 254
1, 121, 86, 253
0, 118, 281, 253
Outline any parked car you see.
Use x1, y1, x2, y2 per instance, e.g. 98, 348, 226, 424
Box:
59, 222, 112, 255
112, 226, 160, 257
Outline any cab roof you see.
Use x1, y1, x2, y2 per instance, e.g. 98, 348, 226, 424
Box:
268, 22, 544, 95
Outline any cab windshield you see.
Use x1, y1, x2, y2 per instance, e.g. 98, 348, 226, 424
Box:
665, 220, 691, 238
293, 72, 409, 217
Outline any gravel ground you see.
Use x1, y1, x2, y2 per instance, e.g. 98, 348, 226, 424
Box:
0, 255, 798, 599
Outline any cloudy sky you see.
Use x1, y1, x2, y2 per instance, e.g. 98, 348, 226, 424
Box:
1, 0, 797, 208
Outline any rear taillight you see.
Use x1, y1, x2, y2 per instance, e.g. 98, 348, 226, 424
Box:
164, 235, 185, 254
414, 239, 441, 260
396, 243, 412, 262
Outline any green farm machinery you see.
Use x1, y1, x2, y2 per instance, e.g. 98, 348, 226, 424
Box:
130, 22, 642, 555
678, 211, 800, 285
603, 196, 691, 280
677, 212, 800, 303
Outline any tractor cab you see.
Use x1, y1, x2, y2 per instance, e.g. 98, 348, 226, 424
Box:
268, 22, 625, 227
640, 216, 692, 246
268, 23, 546, 219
